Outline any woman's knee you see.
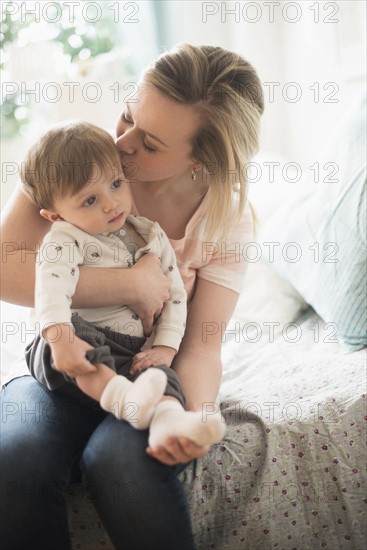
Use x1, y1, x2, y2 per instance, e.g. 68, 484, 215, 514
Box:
1, 376, 100, 482
1, 378, 58, 479
81, 416, 173, 488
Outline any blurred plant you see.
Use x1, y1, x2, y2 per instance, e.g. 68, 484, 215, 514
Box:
1, 1, 121, 137
54, 16, 117, 62
1, 91, 31, 138
0, 4, 34, 67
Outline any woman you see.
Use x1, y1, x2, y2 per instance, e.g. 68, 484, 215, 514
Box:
0, 44, 263, 549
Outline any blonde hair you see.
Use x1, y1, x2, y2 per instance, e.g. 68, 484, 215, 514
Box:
142, 43, 264, 241
21, 121, 121, 210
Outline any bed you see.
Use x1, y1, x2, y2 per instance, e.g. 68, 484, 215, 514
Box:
1, 95, 366, 549
186, 264, 367, 550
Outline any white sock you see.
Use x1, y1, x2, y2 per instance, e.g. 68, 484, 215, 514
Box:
148, 400, 226, 448
100, 369, 167, 429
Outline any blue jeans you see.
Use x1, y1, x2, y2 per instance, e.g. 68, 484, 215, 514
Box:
0, 376, 195, 550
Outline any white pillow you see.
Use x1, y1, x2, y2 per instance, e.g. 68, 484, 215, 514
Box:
234, 259, 308, 328
260, 93, 367, 352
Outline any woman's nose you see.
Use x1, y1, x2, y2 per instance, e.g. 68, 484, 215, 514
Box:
115, 130, 137, 155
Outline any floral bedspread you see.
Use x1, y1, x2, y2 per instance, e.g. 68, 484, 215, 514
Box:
181, 309, 366, 550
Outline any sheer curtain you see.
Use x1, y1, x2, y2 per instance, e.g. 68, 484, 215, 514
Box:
227, 0, 366, 164
155, 1, 366, 164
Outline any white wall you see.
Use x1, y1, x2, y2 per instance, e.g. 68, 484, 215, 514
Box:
159, 1, 366, 165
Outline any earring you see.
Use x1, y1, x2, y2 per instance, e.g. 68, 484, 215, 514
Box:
191, 169, 197, 181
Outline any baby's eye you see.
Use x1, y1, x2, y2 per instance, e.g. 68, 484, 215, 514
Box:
112, 179, 122, 189
83, 196, 96, 207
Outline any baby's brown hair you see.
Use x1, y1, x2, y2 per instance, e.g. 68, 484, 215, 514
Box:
21, 121, 122, 210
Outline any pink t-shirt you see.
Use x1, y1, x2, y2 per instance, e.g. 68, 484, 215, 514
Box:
131, 192, 254, 303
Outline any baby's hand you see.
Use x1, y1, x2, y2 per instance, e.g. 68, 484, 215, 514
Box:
130, 346, 176, 374
44, 324, 97, 378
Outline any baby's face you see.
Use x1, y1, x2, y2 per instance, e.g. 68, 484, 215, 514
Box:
53, 167, 132, 234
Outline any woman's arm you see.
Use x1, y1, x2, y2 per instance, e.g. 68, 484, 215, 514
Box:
173, 278, 238, 410
1, 187, 170, 333
147, 277, 239, 464
1, 185, 49, 305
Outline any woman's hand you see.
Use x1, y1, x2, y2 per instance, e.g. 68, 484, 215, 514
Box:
129, 254, 170, 336
146, 437, 210, 465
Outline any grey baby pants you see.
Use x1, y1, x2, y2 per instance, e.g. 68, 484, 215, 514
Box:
25, 313, 186, 408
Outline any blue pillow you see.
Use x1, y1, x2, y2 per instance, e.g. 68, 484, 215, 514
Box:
261, 94, 366, 351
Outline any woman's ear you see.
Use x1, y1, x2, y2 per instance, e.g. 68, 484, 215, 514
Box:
40, 209, 64, 222
191, 156, 207, 174
191, 157, 201, 171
